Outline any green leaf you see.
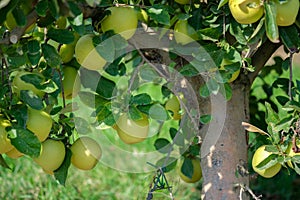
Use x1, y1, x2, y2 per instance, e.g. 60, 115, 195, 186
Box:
276, 116, 294, 133
179, 64, 199, 77
7, 54, 27, 67
0, 154, 10, 169
148, 103, 168, 121
47, 28, 75, 44
255, 153, 278, 170
264, 1, 279, 43
20, 90, 44, 110
220, 83, 232, 101
0, 0, 18, 25
229, 21, 247, 45
154, 138, 172, 154
35, 0, 48, 17
96, 76, 116, 99
279, 26, 300, 50
128, 106, 143, 121
217, 0, 229, 9
155, 156, 177, 173
74, 117, 92, 135
283, 100, 300, 112
265, 102, 280, 124
199, 84, 211, 98
206, 78, 220, 95
147, 5, 170, 26
139, 65, 159, 81
54, 148, 71, 186
131, 93, 152, 105
12, 5, 26, 26
8, 127, 41, 157
181, 157, 193, 179
93, 35, 115, 63
200, 114, 212, 124
78, 91, 109, 109
96, 105, 115, 126
169, 127, 184, 146
42, 43, 61, 68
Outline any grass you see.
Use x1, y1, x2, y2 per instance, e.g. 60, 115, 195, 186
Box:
0, 154, 200, 200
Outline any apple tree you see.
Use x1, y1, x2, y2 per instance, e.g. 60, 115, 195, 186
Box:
0, 0, 299, 199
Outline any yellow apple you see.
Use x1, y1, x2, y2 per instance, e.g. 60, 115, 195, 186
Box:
178, 158, 202, 183
5, 147, 24, 159
174, 20, 198, 45
70, 137, 102, 170
275, 0, 299, 26
165, 95, 182, 120
60, 66, 81, 99
175, 0, 190, 4
115, 113, 149, 144
252, 145, 282, 178
229, 0, 264, 24
26, 108, 52, 142
75, 34, 107, 71
0, 117, 13, 154
34, 139, 65, 172
101, 6, 138, 40
12, 71, 45, 97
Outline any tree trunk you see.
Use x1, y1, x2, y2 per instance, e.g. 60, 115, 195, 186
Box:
199, 80, 250, 199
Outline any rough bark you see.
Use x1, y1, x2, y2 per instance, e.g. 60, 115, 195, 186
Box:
200, 81, 250, 199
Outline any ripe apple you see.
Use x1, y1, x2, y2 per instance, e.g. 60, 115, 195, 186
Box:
175, 0, 190, 4
12, 71, 45, 97
101, 6, 138, 40
0, 117, 13, 154
34, 139, 66, 172
75, 34, 107, 71
178, 158, 202, 183
115, 113, 149, 144
165, 95, 182, 120
275, 0, 299, 26
60, 66, 81, 99
252, 145, 282, 178
228, 0, 264, 24
219, 59, 240, 83
26, 108, 52, 142
174, 20, 198, 45
70, 136, 102, 170
5, 147, 24, 159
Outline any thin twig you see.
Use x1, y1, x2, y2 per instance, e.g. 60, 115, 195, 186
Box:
235, 183, 262, 200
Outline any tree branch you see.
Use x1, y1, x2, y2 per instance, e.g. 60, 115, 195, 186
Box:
248, 40, 281, 84
0, 10, 38, 45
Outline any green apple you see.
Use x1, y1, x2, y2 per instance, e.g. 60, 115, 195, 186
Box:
75, 34, 107, 71
174, 20, 198, 45
26, 108, 52, 142
56, 16, 67, 29
115, 113, 149, 144
275, 0, 299, 26
61, 66, 81, 99
286, 142, 300, 168
101, 6, 138, 40
252, 145, 282, 178
229, 0, 264, 24
137, 9, 148, 23
70, 137, 102, 170
34, 139, 65, 172
178, 158, 202, 183
0, 117, 13, 154
12, 71, 45, 97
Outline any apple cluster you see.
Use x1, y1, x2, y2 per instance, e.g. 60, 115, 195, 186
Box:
229, 0, 299, 26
